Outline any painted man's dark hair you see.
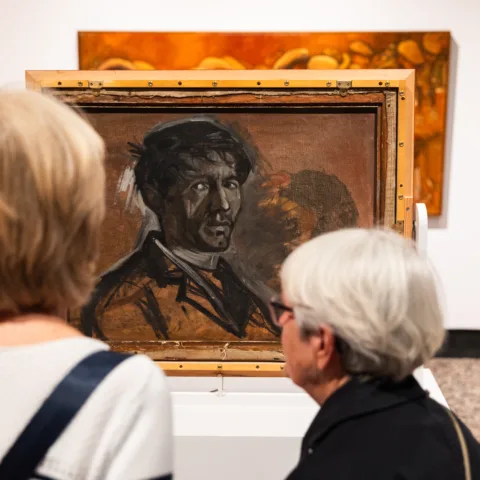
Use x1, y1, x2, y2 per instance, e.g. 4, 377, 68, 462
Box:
130, 116, 254, 197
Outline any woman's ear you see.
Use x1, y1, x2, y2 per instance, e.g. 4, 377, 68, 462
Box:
311, 325, 337, 370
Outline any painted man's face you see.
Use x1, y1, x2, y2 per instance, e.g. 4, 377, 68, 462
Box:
161, 152, 243, 252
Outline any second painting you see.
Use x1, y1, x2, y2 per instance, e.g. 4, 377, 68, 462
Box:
78, 31, 450, 216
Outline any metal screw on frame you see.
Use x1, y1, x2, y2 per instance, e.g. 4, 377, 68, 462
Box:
78, 81, 83, 87
385, 81, 390, 87
399, 142, 405, 147
212, 81, 218, 87
398, 194, 404, 200
284, 80, 290, 87
326, 81, 332, 87
148, 81, 153, 87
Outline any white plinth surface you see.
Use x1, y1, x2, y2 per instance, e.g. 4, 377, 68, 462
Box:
167, 367, 447, 480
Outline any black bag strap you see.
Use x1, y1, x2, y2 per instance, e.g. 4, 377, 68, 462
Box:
0, 349, 130, 480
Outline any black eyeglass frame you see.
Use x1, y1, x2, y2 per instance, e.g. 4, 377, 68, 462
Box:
268, 295, 315, 327
268, 296, 349, 355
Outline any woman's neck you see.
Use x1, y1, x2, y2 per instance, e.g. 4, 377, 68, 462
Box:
302, 356, 351, 406
306, 374, 351, 406
0, 312, 83, 347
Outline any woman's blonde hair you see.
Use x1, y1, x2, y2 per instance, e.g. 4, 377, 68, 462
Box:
280, 227, 446, 381
0, 89, 105, 313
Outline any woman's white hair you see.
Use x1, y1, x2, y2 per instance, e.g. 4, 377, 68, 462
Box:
280, 228, 445, 381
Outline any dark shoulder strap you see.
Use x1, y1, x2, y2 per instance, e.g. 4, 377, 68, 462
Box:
443, 405, 471, 480
0, 349, 130, 480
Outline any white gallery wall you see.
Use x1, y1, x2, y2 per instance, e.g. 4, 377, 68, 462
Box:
1, 0, 479, 330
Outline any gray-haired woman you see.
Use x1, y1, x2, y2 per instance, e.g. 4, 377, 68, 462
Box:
269, 228, 479, 480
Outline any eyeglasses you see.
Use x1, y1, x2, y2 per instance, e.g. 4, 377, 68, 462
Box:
268, 295, 318, 328
268, 295, 294, 327
269, 296, 349, 354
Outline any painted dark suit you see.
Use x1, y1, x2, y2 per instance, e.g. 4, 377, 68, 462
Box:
82, 230, 277, 340
81, 116, 279, 340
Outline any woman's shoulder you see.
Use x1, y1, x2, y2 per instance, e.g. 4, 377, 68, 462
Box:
35, 339, 172, 479
0, 336, 172, 479
60, 337, 172, 411
99, 348, 170, 400
4, 335, 171, 421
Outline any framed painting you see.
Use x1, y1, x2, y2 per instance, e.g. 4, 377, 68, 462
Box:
78, 31, 450, 216
26, 69, 415, 376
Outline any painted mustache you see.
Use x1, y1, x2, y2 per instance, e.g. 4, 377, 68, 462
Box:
204, 213, 232, 227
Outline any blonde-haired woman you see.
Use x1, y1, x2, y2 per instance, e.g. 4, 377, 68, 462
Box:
0, 90, 172, 480
270, 228, 479, 479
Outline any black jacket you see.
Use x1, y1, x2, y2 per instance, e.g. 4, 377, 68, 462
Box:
286, 375, 480, 479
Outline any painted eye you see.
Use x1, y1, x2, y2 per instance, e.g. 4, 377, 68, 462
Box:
225, 181, 239, 190
192, 182, 209, 192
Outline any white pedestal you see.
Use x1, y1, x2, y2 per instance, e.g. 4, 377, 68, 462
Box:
167, 367, 447, 480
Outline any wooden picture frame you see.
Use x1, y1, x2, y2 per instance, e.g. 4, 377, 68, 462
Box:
26, 69, 415, 377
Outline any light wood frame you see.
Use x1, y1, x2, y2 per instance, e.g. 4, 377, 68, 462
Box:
26, 69, 415, 377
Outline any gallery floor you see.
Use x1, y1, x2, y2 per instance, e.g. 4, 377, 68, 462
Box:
428, 358, 480, 440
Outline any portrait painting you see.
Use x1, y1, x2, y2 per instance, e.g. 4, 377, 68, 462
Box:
74, 110, 372, 349
78, 31, 450, 216
27, 69, 413, 372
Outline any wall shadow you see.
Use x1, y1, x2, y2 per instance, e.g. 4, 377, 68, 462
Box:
429, 35, 458, 229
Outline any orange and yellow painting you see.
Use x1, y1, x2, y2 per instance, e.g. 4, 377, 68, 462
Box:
78, 31, 450, 215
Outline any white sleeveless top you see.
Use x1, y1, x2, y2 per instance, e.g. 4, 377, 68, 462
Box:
0, 337, 173, 480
